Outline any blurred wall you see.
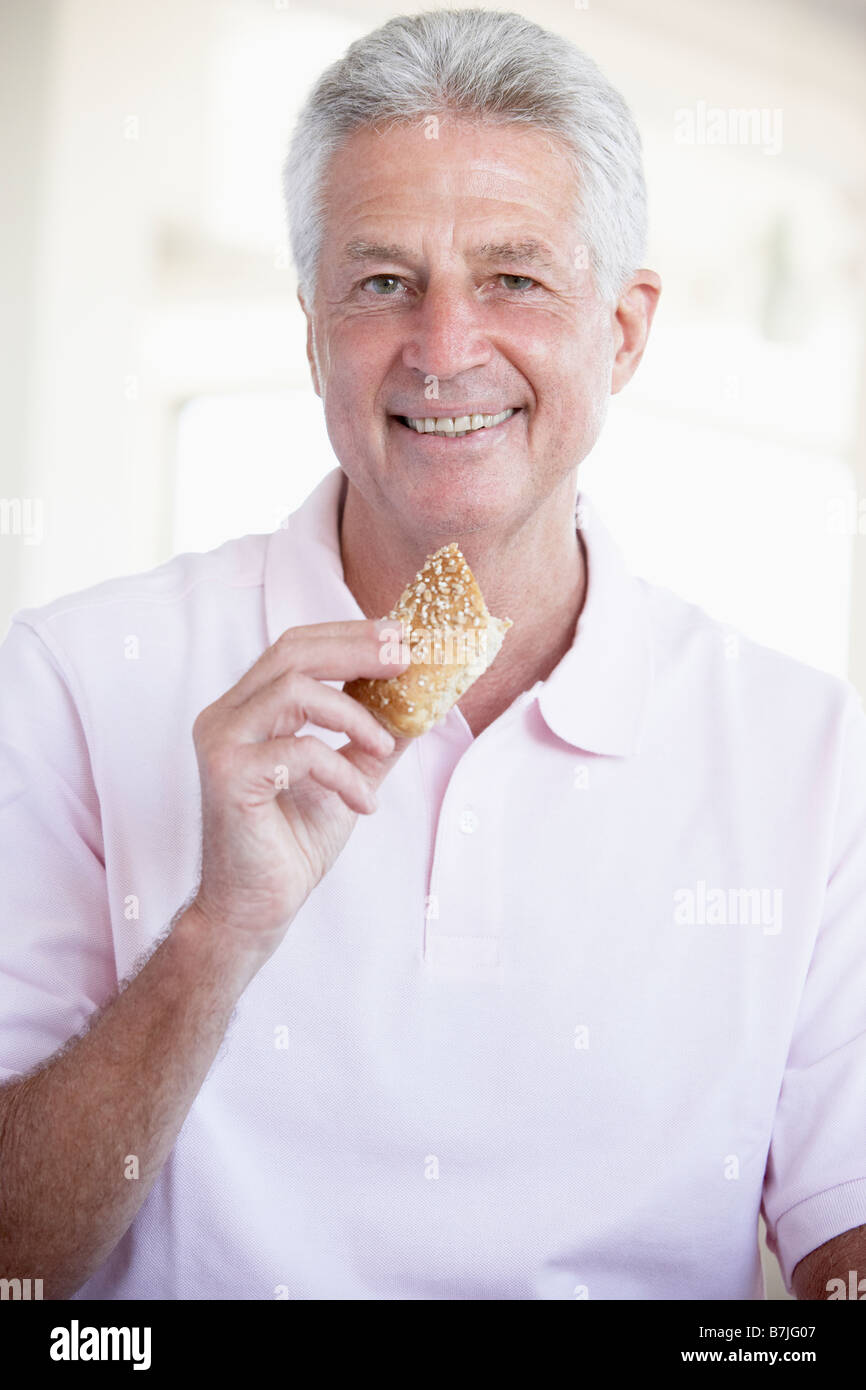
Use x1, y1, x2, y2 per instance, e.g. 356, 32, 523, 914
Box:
1, 0, 865, 679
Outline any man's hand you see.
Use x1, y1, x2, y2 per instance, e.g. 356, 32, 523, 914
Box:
0, 617, 410, 1298
190, 617, 410, 967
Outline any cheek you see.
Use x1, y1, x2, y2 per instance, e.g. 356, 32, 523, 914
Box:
320, 326, 394, 463
518, 314, 608, 403
531, 339, 612, 461
539, 352, 608, 425
334, 315, 395, 379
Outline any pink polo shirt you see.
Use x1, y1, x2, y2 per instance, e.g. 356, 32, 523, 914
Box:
2, 466, 866, 1300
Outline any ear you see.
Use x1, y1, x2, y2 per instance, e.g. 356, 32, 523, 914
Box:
610, 270, 661, 395
298, 287, 322, 398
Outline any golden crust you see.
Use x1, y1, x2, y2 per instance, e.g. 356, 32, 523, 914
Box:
343, 542, 512, 738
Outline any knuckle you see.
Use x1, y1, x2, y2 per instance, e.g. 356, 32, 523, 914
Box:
275, 625, 301, 653
196, 722, 239, 780
192, 706, 211, 742
278, 668, 304, 702
292, 732, 321, 760
354, 704, 384, 738
206, 744, 238, 783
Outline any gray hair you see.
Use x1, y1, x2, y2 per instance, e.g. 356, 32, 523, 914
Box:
282, 8, 647, 306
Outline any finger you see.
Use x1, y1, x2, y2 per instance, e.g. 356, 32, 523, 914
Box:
224, 619, 409, 707
339, 731, 414, 786
278, 619, 387, 641
241, 734, 377, 815
233, 670, 396, 756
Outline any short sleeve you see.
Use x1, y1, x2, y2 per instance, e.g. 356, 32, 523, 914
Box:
0, 617, 117, 1083
762, 682, 866, 1292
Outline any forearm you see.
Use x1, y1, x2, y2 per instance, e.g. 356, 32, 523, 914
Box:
0, 904, 258, 1299
792, 1224, 866, 1299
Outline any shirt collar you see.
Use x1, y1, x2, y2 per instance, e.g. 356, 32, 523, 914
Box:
264, 467, 653, 758
535, 494, 654, 757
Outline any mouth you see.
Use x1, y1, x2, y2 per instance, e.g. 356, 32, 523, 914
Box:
392, 407, 520, 438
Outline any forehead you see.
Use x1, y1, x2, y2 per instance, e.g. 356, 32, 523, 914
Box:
318, 119, 580, 263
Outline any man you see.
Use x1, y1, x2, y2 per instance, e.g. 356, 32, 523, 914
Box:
1, 10, 864, 1300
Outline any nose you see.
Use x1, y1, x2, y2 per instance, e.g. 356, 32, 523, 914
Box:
400, 277, 493, 383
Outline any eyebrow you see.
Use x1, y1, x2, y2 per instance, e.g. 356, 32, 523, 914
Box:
472, 240, 560, 271
343, 241, 412, 265
341, 238, 561, 271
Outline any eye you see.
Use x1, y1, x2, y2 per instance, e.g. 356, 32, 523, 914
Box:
499, 274, 537, 292
361, 274, 404, 295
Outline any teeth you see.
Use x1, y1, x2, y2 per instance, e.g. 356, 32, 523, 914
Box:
403, 407, 515, 435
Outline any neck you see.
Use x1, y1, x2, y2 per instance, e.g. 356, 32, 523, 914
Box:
339, 473, 588, 736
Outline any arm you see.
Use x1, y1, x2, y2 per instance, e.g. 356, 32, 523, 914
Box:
0, 904, 257, 1299
762, 687, 866, 1295
791, 1224, 866, 1300
0, 616, 406, 1299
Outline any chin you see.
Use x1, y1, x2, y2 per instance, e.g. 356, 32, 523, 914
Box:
400, 472, 524, 539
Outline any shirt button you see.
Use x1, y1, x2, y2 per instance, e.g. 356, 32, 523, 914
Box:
458, 808, 479, 834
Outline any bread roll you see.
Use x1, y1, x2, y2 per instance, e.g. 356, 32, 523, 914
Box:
343, 542, 512, 738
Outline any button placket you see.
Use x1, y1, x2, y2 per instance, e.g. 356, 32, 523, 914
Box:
424, 741, 506, 973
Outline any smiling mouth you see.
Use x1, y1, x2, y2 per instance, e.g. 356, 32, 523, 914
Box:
395, 407, 519, 438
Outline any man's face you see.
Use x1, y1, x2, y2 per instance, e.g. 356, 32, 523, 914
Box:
301, 118, 630, 539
